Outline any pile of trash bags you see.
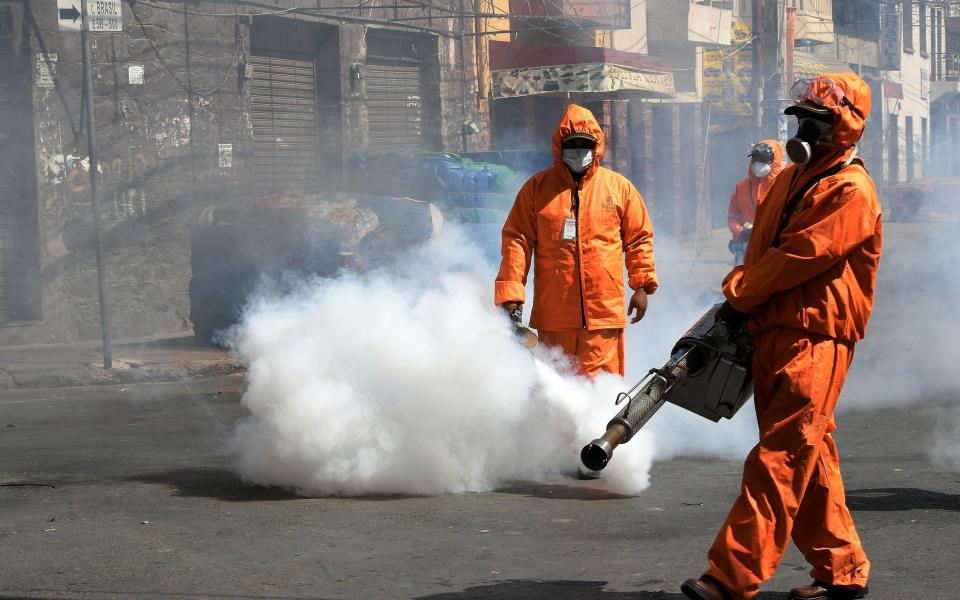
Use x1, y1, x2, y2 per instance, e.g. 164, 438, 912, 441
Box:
348, 151, 527, 260
348, 152, 521, 211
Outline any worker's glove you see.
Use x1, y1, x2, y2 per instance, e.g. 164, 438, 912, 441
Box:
502, 302, 538, 349
501, 301, 522, 321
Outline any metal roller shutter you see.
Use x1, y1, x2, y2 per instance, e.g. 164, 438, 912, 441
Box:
250, 55, 321, 192
366, 60, 423, 150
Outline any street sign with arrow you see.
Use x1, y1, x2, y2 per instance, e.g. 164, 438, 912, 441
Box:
58, 0, 122, 32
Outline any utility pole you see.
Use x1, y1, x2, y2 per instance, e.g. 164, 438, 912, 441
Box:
80, 0, 113, 369
752, 0, 781, 134
458, 0, 470, 153
751, 0, 763, 130
760, 0, 781, 132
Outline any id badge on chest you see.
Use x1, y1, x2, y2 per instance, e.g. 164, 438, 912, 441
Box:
562, 218, 577, 242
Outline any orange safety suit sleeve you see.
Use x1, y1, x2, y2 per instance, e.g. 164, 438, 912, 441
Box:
727, 188, 745, 239
494, 181, 537, 306
723, 178, 880, 313
621, 185, 658, 294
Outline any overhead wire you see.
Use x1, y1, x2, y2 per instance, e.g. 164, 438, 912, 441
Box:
129, 1, 243, 97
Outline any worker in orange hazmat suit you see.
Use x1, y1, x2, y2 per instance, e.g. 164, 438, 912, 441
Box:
495, 104, 657, 379
681, 72, 881, 600
727, 140, 784, 265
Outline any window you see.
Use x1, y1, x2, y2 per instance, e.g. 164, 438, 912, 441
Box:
903, 0, 914, 52
888, 114, 899, 184
919, 1, 927, 55
931, 8, 939, 78
934, 8, 945, 79
906, 116, 915, 182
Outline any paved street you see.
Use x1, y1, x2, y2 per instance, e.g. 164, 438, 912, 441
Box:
1, 375, 957, 600
1, 222, 958, 599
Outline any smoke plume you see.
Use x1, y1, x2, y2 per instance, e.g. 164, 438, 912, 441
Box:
228, 226, 663, 496
226, 194, 960, 497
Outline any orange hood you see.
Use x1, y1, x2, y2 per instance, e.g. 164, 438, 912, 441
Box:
552, 104, 606, 179
747, 139, 785, 183
818, 72, 871, 148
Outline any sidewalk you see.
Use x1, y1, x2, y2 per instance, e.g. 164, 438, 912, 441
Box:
0, 335, 244, 390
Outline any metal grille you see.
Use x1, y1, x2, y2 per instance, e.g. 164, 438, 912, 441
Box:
365, 60, 422, 151
251, 16, 324, 55
250, 55, 321, 193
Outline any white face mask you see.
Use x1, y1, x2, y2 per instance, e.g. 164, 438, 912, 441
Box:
751, 161, 772, 178
562, 148, 594, 174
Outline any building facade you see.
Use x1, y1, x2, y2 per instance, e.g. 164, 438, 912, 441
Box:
0, 0, 489, 344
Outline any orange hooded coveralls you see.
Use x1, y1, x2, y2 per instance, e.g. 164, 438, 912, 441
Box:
495, 105, 658, 376
727, 140, 784, 240
706, 73, 881, 598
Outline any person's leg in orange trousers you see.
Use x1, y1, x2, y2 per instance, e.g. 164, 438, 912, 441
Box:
538, 329, 624, 377
704, 329, 870, 599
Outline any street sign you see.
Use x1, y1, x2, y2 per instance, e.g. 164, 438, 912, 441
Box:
57, 0, 81, 31
880, 5, 901, 71
58, 0, 122, 33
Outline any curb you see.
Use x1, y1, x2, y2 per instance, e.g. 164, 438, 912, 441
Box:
0, 359, 246, 391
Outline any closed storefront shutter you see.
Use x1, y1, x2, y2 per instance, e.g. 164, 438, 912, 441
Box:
365, 59, 423, 150
250, 54, 321, 192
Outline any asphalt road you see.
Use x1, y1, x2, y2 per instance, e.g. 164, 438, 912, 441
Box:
1, 376, 957, 600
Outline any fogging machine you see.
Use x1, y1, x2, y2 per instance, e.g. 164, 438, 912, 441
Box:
580, 303, 754, 471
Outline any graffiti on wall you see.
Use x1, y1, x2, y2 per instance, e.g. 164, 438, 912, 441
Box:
66, 148, 151, 193
65, 149, 153, 222
152, 116, 191, 157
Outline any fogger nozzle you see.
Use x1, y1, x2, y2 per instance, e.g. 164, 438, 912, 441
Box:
577, 303, 755, 472
580, 424, 627, 471
510, 308, 538, 348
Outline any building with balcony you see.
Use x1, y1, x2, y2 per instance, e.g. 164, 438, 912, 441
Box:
799, 1, 949, 192
929, 10, 960, 177
483, 0, 724, 236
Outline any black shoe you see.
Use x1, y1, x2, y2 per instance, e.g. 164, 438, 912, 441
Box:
681, 576, 731, 600
789, 580, 868, 600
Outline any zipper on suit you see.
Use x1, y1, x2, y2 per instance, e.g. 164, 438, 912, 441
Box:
573, 181, 587, 329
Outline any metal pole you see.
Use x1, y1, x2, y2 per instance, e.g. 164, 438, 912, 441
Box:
80, 0, 113, 369
458, 0, 469, 153
751, 0, 763, 130
183, 2, 198, 194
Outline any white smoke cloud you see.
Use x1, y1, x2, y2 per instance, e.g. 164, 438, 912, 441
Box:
228, 226, 659, 496
230, 214, 960, 497
929, 406, 960, 470
232, 210, 960, 495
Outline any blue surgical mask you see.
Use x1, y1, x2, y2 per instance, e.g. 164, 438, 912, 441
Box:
562, 148, 594, 173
